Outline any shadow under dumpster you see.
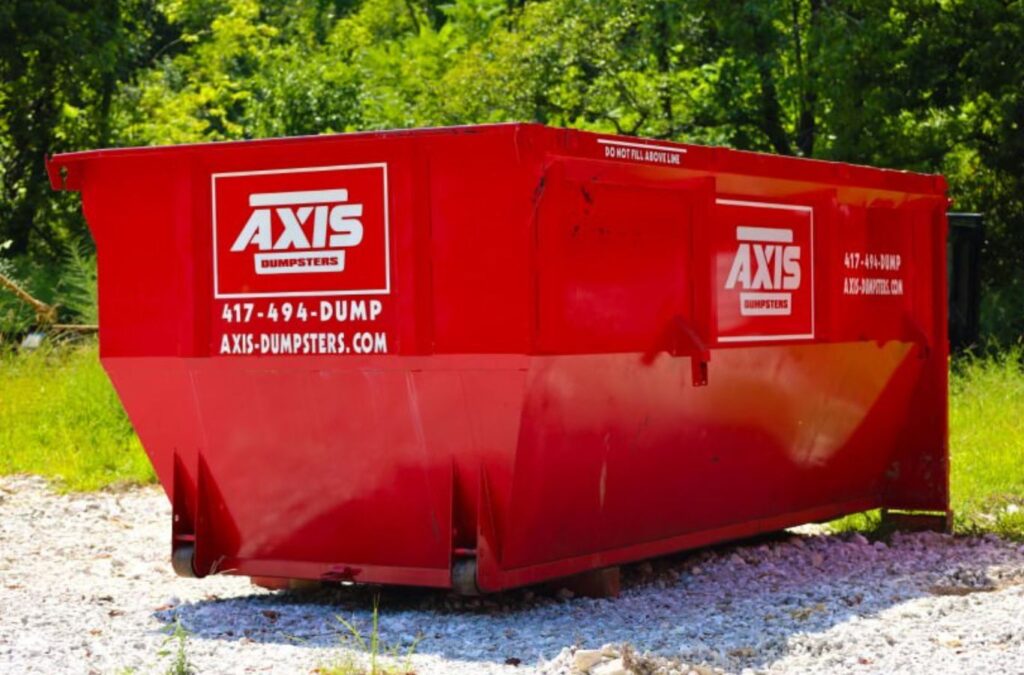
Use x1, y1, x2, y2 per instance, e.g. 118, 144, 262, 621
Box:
153, 530, 1024, 672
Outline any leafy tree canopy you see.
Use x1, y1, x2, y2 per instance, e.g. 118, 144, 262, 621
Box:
1, 0, 1022, 335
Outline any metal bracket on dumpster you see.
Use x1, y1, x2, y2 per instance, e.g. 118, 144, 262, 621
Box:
471, 468, 503, 594
901, 315, 932, 359
171, 453, 198, 578
643, 315, 710, 387
880, 509, 953, 534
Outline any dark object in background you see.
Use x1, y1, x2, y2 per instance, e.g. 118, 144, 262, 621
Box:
947, 213, 984, 352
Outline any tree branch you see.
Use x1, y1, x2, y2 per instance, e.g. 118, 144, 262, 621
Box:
0, 270, 57, 325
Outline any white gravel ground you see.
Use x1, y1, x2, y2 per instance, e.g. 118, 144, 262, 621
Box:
2, 474, 1023, 675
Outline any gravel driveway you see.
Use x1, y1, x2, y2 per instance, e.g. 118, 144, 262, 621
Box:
1, 474, 1023, 674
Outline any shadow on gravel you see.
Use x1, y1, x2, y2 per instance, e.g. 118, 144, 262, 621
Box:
155, 531, 1024, 672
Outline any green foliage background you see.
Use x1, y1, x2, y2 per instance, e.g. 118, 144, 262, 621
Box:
1, 0, 1022, 341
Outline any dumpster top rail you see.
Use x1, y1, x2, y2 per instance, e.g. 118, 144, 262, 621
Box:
47, 122, 947, 197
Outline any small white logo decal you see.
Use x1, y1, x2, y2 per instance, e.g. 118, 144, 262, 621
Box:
725, 226, 801, 316
231, 189, 364, 276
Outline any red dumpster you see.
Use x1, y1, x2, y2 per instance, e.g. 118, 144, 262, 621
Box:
47, 123, 949, 593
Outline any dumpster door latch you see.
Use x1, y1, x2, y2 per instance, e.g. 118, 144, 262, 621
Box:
643, 315, 710, 387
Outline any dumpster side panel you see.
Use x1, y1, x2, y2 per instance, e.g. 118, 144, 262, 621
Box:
499, 343, 920, 571
79, 156, 207, 503
487, 132, 948, 581
425, 131, 537, 354
102, 359, 201, 502
882, 203, 950, 511
82, 156, 204, 358
183, 360, 453, 572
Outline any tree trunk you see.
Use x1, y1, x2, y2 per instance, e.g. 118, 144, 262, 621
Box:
752, 22, 792, 155
655, 3, 674, 134
793, 0, 821, 157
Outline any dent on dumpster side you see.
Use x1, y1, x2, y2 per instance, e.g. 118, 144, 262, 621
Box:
49, 123, 950, 591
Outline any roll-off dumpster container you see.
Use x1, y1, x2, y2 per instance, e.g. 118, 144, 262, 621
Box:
47, 123, 950, 593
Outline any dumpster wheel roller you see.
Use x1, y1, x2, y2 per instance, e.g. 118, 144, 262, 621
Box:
172, 544, 198, 578
451, 559, 480, 596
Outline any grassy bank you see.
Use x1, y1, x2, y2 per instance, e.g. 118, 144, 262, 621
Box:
947, 351, 1024, 538
0, 344, 1021, 540
0, 343, 153, 491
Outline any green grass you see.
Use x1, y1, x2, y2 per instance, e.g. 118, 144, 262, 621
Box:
948, 350, 1024, 537
831, 349, 1024, 540
0, 342, 154, 491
